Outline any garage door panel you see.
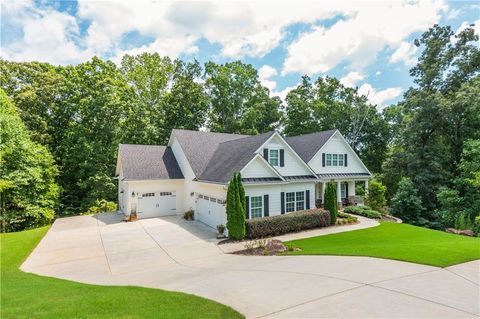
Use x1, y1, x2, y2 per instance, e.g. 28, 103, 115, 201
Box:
196, 195, 226, 229
137, 192, 176, 218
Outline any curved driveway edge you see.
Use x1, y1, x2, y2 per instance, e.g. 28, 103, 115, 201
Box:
21, 214, 479, 319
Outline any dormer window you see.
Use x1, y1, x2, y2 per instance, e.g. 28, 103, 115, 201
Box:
269, 149, 279, 166
323, 153, 348, 167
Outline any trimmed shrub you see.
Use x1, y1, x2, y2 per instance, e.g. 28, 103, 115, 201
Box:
324, 183, 338, 225
245, 209, 330, 239
343, 205, 382, 219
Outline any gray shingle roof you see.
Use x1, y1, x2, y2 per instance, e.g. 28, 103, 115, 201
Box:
171, 129, 249, 177
197, 131, 276, 183
118, 144, 183, 180
285, 129, 337, 163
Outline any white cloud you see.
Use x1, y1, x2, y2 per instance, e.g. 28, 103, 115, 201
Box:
258, 65, 278, 91
1, 0, 91, 64
389, 41, 419, 66
456, 20, 480, 37
273, 85, 297, 103
375, 71, 382, 76
282, 0, 447, 75
340, 71, 364, 87
358, 83, 402, 108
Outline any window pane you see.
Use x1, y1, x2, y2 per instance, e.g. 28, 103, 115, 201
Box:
332, 154, 338, 166
286, 192, 295, 202
285, 192, 295, 212
296, 191, 304, 201
251, 208, 262, 218
296, 200, 304, 211
326, 154, 332, 166
341, 183, 346, 198
269, 149, 279, 166
286, 202, 295, 212
338, 154, 344, 166
250, 196, 263, 218
251, 196, 262, 208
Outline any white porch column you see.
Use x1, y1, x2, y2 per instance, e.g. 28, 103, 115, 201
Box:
365, 179, 369, 195
336, 181, 342, 208
348, 181, 355, 197
321, 182, 326, 202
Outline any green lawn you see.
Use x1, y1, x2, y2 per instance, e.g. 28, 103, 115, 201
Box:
285, 222, 480, 267
0, 227, 244, 319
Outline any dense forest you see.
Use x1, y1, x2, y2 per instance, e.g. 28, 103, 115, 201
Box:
1, 24, 479, 233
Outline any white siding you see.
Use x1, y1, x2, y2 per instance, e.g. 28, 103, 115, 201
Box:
260, 135, 312, 176
241, 156, 278, 178
244, 182, 315, 217
309, 132, 369, 174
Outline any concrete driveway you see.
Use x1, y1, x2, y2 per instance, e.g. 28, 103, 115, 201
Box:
22, 214, 479, 319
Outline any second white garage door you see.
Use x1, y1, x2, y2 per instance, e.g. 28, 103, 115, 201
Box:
196, 194, 226, 229
137, 192, 176, 219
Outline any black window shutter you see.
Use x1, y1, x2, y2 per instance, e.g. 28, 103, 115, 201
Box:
245, 196, 250, 219
305, 190, 310, 209
346, 183, 349, 197
263, 194, 269, 216
280, 149, 285, 167
280, 192, 285, 214
263, 148, 269, 161
322, 153, 325, 167
344, 153, 348, 166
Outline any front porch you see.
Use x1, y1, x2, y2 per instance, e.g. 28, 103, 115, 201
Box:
315, 173, 370, 209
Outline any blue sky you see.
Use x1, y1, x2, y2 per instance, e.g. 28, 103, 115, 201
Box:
1, 0, 479, 107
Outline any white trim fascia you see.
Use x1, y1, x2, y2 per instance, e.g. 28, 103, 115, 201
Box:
115, 154, 122, 176
240, 153, 286, 181
124, 178, 185, 182
169, 135, 197, 178
309, 130, 372, 176
256, 132, 319, 177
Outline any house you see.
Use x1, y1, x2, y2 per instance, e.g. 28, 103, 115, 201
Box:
115, 129, 371, 229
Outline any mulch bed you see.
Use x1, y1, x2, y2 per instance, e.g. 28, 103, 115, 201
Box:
232, 239, 292, 256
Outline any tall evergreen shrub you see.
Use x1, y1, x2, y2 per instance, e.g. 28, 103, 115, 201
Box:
324, 183, 338, 225
226, 172, 246, 239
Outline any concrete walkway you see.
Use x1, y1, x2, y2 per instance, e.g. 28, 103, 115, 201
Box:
219, 215, 379, 253
21, 214, 479, 319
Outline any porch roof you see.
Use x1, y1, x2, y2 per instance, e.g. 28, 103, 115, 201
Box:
317, 172, 371, 179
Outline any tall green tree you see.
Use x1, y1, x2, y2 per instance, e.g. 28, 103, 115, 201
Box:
204, 61, 282, 135
57, 57, 131, 212
382, 24, 480, 215
163, 60, 208, 136
120, 53, 174, 144
0, 90, 59, 232
283, 76, 391, 172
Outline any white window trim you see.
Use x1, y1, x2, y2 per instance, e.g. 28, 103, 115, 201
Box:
285, 191, 305, 213
269, 148, 280, 167
325, 153, 345, 167
250, 196, 263, 218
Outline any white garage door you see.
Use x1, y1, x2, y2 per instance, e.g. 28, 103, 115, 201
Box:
196, 194, 226, 229
137, 192, 176, 219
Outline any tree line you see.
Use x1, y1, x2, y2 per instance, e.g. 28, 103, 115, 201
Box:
0, 24, 478, 232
